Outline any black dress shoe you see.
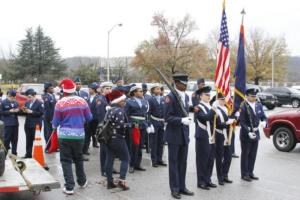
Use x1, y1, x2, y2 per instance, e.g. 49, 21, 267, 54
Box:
83, 157, 89, 161
180, 188, 194, 196
113, 169, 120, 174
93, 144, 99, 148
134, 166, 146, 171
171, 192, 181, 199
218, 181, 225, 186
107, 181, 117, 189
198, 184, 210, 190
157, 161, 167, 166
250, 175, 259, 180
129, 167, 134, 173
207, 182, 217, 188
224, 177, 233, 183
152, 163, 159, 167
232, 154, 239, 158
241, 176, 252, 182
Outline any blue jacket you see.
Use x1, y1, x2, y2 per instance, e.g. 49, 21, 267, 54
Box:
97, 94, 109, 123
215, 106, 230, 140
239, 101, 267, 141
164, 92, 189, 145
125, 97, 149, 130
87, 94, 102, 122
24, 99, 44, 128
0, 99, 19, 126
148, 95, 166, 127
194, 102, 215, 140
42, 93, 56, 121
75, 90, 89, 101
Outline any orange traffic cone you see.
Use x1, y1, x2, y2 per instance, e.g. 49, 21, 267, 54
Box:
32, 124, 48, 169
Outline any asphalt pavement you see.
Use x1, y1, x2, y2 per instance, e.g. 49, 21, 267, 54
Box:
0, 106, 299, 200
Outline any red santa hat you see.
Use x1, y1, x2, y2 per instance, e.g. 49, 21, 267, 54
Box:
59, 78, 76, 93
107, 90, 126, 104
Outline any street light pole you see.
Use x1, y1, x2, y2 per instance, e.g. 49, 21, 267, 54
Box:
107, 23, 122, 81
272, 51, 274, 87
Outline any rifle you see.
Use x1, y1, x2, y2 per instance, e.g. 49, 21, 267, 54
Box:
154, 67, 188, 117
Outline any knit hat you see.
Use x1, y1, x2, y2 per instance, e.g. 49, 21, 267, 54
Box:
107, 90, 126, 104
59, 78, 76, 93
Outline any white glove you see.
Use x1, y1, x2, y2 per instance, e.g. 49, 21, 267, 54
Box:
235, 111, 240, 118
146, 127, 152, 134
226, 118, 235, 125
150, 125, 155, 133
181, 117, 192, 125
248, 132, 256, 139
260, 121, 267, 128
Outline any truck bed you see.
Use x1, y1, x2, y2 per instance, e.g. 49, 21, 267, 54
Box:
0, 158, 60, 193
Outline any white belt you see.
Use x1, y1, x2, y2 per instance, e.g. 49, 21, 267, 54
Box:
150, 115, 165, 122
216, 129, 223, 134
130, 116, 146, 120
197, 121, 207, 130
249, 127, 259, 132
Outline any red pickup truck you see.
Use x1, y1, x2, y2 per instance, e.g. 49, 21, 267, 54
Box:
264, 109, 300, 152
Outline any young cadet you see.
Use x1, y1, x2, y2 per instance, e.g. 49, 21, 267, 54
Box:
164, 73, 194, 199
74, 77, 89, 101
23, 88, 44, 158
148, 83, 167, 167
194, 86, 217, 190
213, 93, 235, 185
83, 82, 101, 155
105, 90, 131, 190
239, 88, 267, 182
0, 90, 19, 155
125, 85, 149, 173
98, 81, 113, 177
42, 82, 57, 152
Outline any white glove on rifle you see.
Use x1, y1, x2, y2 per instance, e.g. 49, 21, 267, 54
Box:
146, 127, 152, 134
260, 121, 267, 128
181, 117, 192, 126
248, 132, 256, 139
226, 118, 235, 125
150, 124, 155, 133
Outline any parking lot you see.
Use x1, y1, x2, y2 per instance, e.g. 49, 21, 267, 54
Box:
0, 106, 299, 200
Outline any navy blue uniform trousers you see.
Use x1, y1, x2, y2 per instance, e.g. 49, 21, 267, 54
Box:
196, 139, 215, 186
168, 144, 188, 193
215, 136, 232, 181
240, 140, 258, 177
4, 126, 19, 155
149, 125, 164, 164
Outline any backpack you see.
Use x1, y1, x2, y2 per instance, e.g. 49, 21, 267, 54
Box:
96, 108, 116, 144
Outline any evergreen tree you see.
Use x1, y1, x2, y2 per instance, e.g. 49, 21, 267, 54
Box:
14, 26, 66, 82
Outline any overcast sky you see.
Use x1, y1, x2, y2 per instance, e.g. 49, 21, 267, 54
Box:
0, 0, 299, 58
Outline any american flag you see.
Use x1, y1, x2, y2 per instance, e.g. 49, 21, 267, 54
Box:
215, 8, 232, 107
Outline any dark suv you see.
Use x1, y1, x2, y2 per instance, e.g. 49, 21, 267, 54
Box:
247, 84, 278, 110
264, 87, 300, 108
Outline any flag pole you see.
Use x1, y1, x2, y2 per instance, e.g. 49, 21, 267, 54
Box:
228, 9, 246, 146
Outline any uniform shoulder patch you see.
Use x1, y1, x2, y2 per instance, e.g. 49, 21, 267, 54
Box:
165, 96, 171, 104
96, 99, 101, 105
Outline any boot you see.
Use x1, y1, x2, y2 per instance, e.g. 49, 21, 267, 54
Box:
107, 181, 117, 189
118, 179, 130, 191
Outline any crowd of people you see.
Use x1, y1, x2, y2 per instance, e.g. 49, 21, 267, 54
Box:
0, 74, 267, 199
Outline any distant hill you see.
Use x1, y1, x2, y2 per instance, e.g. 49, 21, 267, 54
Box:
63, 56, 132, 70
63, 56, 300, 82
